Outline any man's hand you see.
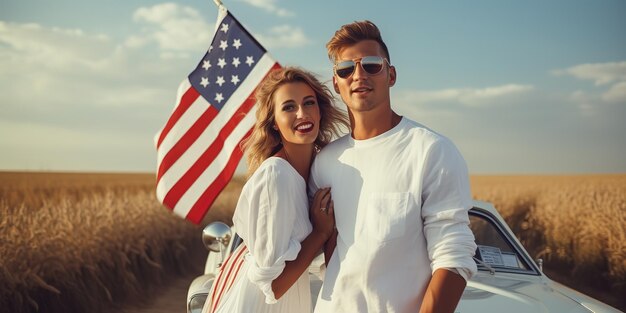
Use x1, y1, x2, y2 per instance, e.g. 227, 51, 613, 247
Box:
419, 268, 466, 313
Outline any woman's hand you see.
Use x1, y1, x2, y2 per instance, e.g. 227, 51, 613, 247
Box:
309, 187, 335, 241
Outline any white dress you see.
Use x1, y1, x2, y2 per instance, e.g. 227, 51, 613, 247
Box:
203, 157, 313, 313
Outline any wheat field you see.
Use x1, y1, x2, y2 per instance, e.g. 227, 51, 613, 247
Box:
1, 172, 624, 312
0, 172, 244, 313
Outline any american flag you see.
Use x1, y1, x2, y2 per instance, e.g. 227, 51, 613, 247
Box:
155, 7, 280, 224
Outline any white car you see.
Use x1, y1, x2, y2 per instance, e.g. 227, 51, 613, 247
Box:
187, 201, 621, 313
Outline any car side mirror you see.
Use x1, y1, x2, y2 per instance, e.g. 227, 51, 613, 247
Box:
202, 222, 232, 253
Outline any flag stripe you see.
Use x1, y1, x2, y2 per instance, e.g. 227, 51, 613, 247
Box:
162, 95, 255, 210
156, 104, 219, 181
206, 244, 247, 313
216, 250, 246, 311
172, 101, 257, 218
156, 92, 214, 203
226, 253, 246, 293
186, 127, 251, 224
209, 244, 248, 313
156, 88, 222, 197
156, 86, 200, 148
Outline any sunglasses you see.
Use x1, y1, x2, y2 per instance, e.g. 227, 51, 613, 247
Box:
333, 56, 390, 79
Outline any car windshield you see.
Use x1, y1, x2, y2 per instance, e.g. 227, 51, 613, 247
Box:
469, 210, 536, 274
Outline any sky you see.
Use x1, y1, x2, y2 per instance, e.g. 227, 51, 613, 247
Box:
1, 0, 625, 174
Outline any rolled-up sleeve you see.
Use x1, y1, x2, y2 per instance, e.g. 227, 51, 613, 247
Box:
421, 139, 477, 280
243, 164, 302, 303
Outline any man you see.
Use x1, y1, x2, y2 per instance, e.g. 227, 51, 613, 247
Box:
309, 20, 477, 313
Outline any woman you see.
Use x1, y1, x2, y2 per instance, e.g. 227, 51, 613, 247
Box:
202, 67, 349, 313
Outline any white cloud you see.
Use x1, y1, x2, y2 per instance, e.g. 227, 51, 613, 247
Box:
241, 0, 295, 17
0, 3, 216, 113
602, 81, 626, 103
132, 3, 213, 53
397, 84, 534, 107
255, 25, 310, 48
552, 61, 626, 86
0, 20, 180, 113
569, 90, 599, 113
0, 21, 112, 72
556, 61, 626, 106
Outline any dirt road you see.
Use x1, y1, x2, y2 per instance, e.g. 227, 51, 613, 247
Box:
109, 273, 196, 313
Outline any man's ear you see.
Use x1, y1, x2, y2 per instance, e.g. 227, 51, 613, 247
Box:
388, 65, 397, 87
332, 76, 340, 93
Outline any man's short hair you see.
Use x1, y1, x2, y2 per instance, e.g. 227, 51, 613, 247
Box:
326, 20, 390, 63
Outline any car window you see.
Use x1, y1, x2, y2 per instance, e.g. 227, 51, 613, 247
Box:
469, 211, 536, 274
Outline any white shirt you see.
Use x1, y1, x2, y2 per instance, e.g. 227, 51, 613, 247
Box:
214, 157, 312, 313
309, 117, 477, 313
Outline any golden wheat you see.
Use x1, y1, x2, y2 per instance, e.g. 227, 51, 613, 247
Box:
0, 172, 242, 313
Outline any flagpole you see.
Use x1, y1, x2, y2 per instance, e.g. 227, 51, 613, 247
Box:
213, 0, 224, 8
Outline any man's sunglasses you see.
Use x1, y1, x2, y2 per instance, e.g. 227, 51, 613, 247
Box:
333, 56, 390, 79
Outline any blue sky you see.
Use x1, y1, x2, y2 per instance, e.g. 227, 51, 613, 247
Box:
1, 0, 625, 174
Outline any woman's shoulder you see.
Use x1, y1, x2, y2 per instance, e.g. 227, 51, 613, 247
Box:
248, 157, 302, 186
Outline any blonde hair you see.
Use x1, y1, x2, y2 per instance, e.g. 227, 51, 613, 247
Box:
326, 20, 390, 63
241, 67, 349, 177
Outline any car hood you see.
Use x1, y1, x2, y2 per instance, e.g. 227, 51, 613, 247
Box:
456, 273, 596, 313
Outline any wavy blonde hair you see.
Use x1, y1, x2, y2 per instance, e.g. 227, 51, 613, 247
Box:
241, 67, 349, 177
